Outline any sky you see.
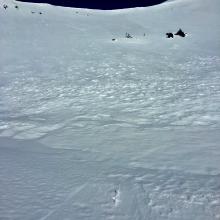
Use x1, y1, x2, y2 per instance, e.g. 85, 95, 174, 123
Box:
16, 0, 167, 9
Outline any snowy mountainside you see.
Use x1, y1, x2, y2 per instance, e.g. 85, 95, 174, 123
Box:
0, 0, 220, 219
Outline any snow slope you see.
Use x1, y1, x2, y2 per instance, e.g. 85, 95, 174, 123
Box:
0, 0, 220, 219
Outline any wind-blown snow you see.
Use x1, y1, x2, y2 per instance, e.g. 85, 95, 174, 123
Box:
0, 0, 220, 219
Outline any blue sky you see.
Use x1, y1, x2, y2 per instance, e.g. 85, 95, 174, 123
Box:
16, 0, 167, 9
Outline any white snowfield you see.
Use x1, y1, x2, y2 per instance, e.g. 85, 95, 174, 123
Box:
0, 0, 220, 219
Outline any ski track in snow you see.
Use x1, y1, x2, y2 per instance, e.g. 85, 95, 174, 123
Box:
0, 0, 220, 219
0, 144, 220, 219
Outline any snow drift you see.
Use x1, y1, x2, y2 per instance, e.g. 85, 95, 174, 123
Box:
0, 0, 220, 219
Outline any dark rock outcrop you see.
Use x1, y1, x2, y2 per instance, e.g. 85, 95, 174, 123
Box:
175, 29, 186, 37
166, 33, 174, 38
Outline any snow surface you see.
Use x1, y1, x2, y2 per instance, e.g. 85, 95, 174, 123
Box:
0, 0, 220, 219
